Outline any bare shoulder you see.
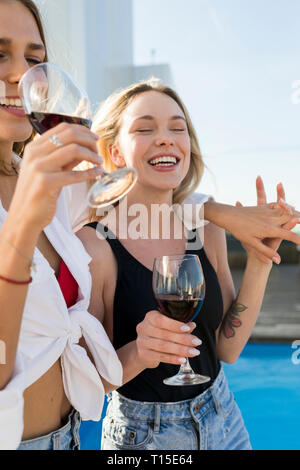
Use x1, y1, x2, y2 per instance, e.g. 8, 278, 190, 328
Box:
76, 226, 115, 265
76, 225, 118, 289
76, 225, 118, 328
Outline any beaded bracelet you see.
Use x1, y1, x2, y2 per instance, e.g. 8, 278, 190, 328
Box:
0, 274, 32, 285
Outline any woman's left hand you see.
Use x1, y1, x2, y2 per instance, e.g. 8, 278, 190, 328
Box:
236, 176, 299, 265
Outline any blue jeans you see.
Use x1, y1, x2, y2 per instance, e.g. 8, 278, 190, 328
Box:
101, 367, 252, 450
17, 409, 81, 450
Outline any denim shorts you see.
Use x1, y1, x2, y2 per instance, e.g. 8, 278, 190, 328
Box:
17, 409, 81, 450
101, 366, 252, 450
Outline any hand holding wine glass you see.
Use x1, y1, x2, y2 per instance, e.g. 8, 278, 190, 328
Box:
18, 62, 137, 209
10, 123, 103, 233
153, 254, 210, 386
11, 62, 104, 233
135, 310, 200, 370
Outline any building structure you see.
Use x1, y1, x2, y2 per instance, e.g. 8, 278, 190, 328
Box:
35, 0, 173, 110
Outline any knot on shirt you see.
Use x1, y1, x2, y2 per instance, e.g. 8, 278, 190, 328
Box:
68, 323, 82, 344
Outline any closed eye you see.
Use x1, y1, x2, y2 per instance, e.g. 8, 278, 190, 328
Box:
26, 57, 42, 65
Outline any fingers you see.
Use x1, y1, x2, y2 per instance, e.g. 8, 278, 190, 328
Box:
45, 124, 98, 154
274, 183, 300, 218
136, 311, 201, 366
27, 123, 99, 157
282, 219, 298, 231
279, 227, 300, 245
44, 122, 98, 141
41, 143, 103, 170
138, 321, 200, 348
251, 239, 281, 264
276, 198, 294, 216
266, 203, 298, 225
272, 200, 293, 216
256, 176, 267, 206
142, 310, 197, 334
235, 201, 243, 207
140, 336, 201, 362
23, 123, 103, 179
137, 349, 185, 367
276, 182, 286, 203
53, 164, 103, 186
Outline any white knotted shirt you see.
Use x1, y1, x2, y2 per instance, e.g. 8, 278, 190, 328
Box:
0, 156, 123, 450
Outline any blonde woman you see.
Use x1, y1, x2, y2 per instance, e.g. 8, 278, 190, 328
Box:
76, 80, 298, 450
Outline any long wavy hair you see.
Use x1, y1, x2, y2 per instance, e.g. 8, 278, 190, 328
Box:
90, 78, 205, 220
0, 0, 48, 175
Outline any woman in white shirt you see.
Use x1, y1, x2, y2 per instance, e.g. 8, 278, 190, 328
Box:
0, 0, 124, 450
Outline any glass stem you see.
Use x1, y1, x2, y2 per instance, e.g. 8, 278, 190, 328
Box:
178, 358, 194, 375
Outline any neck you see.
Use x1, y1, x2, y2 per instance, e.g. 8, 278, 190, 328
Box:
126, 183, 173, 208
115, 184, 182, 240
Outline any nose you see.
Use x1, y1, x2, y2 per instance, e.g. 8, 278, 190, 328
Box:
7, 57, 30, 87
155, 128, 174, 147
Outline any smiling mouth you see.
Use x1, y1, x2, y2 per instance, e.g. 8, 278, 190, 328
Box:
0, 97, 24, 110
148, 156, 180, 167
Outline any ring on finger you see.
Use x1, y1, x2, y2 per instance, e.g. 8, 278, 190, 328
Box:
49, 134, 63, 148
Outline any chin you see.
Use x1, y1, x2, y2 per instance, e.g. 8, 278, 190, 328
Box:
151, 183, 180, 194
14, 130, 33, 144
2, 125, 33, 145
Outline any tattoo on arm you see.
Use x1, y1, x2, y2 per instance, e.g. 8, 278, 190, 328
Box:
221, 302, 248, 339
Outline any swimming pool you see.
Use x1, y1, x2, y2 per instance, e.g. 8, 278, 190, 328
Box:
223, 343, 300, 450
80, 342, 300, 450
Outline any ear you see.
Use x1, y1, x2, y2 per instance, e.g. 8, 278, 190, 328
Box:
109, 145, 126, 168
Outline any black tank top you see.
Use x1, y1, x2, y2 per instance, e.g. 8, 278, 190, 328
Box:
85, 223, 224, 402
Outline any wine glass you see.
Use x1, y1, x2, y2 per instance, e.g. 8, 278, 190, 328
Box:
18, 62, 137, 208
152, 254, 210, 386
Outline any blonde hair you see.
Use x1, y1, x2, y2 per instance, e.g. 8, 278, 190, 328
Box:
90, 78, 205, 220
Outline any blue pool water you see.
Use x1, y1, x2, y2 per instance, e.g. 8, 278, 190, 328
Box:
223, 343, 300, 450
80, 343, 300, 450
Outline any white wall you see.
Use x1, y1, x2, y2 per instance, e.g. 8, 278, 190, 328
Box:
34, 0, 172, 112
35, 0, 133, 108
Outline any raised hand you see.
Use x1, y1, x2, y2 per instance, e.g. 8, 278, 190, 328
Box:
9, 123, 103, 232
236, 176, 299, 264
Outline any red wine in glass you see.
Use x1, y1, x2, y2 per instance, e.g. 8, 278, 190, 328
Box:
153, 254, 210, 386
155, 294, 204, 323
19, 62, 137, 208
28, 111, 92, 134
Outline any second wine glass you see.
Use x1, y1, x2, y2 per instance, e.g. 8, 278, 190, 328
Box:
153, 254, 210, 386
18, 62, 137, 208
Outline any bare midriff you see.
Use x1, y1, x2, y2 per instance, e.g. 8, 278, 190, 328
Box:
22, 359, 72, 441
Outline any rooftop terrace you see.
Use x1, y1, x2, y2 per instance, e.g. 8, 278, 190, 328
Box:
227, 234, 300, 342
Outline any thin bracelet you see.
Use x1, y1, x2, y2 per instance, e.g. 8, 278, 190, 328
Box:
0, 274, 32, 285
0, 234, 36, 273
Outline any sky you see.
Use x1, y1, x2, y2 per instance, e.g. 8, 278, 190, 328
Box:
133, 0, 300, 213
